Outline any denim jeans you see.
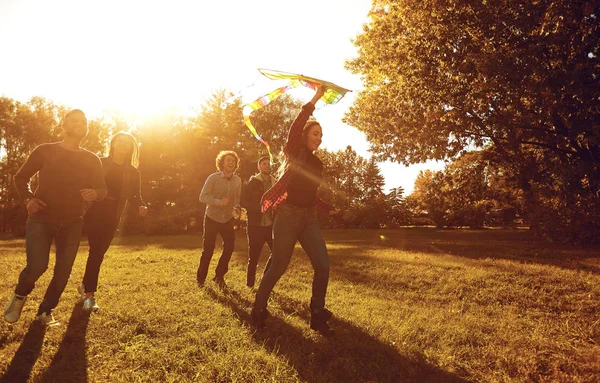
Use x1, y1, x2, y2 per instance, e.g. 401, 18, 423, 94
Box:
254, 202, 329, 311
82, 199, 119, 293
15, 216, 83, 315
197, 216, 235, 283
246, 225, 273, 287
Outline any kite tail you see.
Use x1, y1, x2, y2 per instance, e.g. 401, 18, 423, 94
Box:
242, 80, 300, 164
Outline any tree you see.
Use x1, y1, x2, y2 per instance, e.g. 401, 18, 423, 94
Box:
346, 0, 600, 242
319, 147, 393, 228
386, 186, 411, 227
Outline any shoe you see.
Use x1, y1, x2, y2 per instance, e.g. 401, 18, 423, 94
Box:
77, 284, 86, 300
83, 296, 99, 312
310, 308, 333, 334
212, 276, 228, 289
251, 307, 269, 328
4, 293, 27, 323
35, 312, 59, 327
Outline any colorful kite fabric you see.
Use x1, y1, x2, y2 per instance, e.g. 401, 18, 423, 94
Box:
259, 68, 351, 104
242, 68, 351, 164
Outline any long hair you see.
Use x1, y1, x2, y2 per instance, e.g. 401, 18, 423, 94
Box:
216, 150, 240, 172
277, 120, 321, 179
108, 131, 140, 168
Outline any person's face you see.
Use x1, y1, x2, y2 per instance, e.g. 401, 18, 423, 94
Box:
63, 111, 88, 138
223, 155, 237, 173
305, 124, 322, 151
258, 159, 271, 175
113, 135, 133, 157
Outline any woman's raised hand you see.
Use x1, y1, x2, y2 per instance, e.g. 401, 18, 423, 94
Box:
310, 84, 328, 105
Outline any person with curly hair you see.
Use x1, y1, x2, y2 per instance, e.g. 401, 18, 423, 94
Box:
196, 150, 242, 288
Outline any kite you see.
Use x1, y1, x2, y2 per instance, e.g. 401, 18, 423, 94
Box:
242, 68, 351, 164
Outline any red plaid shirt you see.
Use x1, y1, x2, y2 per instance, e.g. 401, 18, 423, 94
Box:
261, 103, 332, 213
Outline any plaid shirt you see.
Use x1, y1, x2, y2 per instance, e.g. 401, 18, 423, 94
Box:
261, 103, 331, 213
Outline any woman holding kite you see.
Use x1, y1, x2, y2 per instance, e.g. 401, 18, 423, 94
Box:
251, 84, 338, 334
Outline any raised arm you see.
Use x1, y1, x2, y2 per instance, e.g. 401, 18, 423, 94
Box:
283, 85, 327, 157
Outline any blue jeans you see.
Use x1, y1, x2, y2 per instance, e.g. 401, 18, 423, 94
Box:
15, 217, 83, 315
254, 203, 329, 311
246, 224, 273, 287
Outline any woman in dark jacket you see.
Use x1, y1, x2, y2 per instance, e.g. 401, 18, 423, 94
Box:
79, 132, 147, 312
251, 85, 338, 333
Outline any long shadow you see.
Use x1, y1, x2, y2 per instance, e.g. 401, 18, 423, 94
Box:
325, 229, 600, 275
205, 287, 468, 383
0, 322, 47, 383
37, 301, 90, 383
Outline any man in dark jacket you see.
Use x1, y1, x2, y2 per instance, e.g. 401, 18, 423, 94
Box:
240, 157, 275, 288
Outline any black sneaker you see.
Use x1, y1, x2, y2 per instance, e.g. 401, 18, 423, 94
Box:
251, 307, 269, 328
212, 276, 228, 289
310, 308, 333, 334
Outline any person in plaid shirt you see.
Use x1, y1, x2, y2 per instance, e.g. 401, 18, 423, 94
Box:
252, 84, 339, 334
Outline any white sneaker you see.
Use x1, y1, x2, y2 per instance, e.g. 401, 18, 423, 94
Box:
77, 284, 86, 300
83, 296, 99, 312
35, 312, 59, 327
4, 293, 27, 323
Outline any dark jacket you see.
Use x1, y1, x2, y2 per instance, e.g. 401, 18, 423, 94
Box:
241, 173, 275, 226
95, 157, 145, 222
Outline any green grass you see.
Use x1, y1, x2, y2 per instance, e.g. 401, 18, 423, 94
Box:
0, 228, 599, 382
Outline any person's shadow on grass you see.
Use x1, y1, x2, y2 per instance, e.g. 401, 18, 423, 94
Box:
206, 287, 468, 383
37, 301, 90, 383
0, 321, 47, 383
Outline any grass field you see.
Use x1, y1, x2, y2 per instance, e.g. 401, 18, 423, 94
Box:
0, 228, 599, 382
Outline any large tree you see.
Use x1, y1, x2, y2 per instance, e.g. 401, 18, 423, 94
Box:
346, 0, 599, 242
346, 0, 598, 168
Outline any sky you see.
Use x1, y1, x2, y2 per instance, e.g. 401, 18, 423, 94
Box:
0, 0, 444, 194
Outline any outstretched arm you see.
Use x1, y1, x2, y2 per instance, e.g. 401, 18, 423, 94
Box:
283, 85, 327, 157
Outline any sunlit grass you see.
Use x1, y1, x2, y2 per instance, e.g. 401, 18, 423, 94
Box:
0, 228, 599, 382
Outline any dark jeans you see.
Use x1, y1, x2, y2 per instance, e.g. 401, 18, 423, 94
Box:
197, 216, 235, 283
15, 216, 83, 315
254, 203, 329, 311
246, 225, 273, 287
82, 200, 119, 293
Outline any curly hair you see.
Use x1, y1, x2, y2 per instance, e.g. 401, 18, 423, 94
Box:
216, 150, 240, 172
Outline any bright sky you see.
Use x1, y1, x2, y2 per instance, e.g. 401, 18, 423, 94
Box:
0, 0, 444, 194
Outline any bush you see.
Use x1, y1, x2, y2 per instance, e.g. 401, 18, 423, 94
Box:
530, 194, 600, 245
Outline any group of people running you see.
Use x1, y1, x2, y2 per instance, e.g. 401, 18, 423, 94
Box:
3, 85, 336, 334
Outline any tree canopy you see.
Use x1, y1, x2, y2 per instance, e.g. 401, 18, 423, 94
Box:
346, 0, 598, 170
346, 0, 600, 243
